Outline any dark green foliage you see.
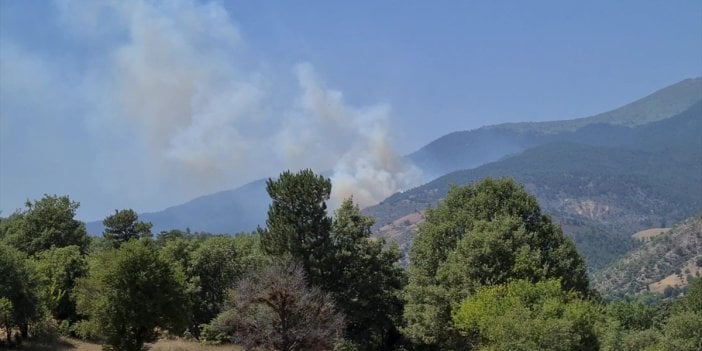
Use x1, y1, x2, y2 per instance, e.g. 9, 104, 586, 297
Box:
159, 234, 265, 337
403, 178, 589, 349
190, 237, 242, 336
0, 243, 39, 341
102, 209, 153, 247
452, 279, 602, 351
258, 170, 407, 349
327, 199, 406, 350
31, 245, 87, 323
259, 169, 332, 286
369, 101, 702, 273
0, 195, 89, 255
73, 240, 189, 351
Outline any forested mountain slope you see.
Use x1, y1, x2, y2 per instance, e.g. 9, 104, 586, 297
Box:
593, 215, 702, 297
409, 78, 702, 176
366, 101, 702, 271
85, 79, 702, 245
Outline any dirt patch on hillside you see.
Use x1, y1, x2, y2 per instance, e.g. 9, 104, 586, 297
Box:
633, 228, 671, 241
649, 256, 702, 294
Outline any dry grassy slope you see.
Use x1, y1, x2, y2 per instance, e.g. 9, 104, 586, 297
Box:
633, 228, 670, 241
593, 214, 702, 296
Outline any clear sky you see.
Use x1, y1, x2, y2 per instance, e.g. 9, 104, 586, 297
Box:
1, 0, 701, 221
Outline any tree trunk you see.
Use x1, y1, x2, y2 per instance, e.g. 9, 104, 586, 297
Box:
19, 323, 28, 339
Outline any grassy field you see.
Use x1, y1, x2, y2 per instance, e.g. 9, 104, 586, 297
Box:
16, 337, 242, 351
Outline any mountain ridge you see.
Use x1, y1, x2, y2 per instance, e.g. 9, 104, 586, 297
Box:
409, 77, 702, 176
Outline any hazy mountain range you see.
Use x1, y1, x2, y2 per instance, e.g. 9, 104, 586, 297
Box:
86, 77, 702, 274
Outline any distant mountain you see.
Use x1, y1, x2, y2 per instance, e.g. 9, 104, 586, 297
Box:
86, 78, 702, 251
365, 101, 702, 271
409, 78, 702, 176
593, 214, 702, 297
86, 179, 269, 235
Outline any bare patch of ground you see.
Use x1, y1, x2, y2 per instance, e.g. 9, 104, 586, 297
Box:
633, 228, 670, 241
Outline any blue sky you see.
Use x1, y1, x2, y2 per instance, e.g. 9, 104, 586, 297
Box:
1, 0, 701, 221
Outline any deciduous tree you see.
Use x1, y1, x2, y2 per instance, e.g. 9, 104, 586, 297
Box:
73, 240, 189, 351
0, 243, 39, 340
209, 258, 344, 351
452, 279, 601, 351
0, 195, 89, 255
31, 245, 87, 323
403, 178, 589, 349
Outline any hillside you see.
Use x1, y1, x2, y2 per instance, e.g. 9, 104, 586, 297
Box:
409, 78, 702, 176
86, 179, 269, 235
593, 214, 702, 297
85, 79, 702, 244
365, 101, 702, 271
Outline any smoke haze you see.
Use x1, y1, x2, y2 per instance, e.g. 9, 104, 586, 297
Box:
8, 0, 423, 216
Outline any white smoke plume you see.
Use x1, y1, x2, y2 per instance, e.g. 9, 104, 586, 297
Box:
51, 0, 422, 211
290, 64, 423, 207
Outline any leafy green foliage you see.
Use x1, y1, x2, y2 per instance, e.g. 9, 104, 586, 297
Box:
326, 199, 406, 350
31, 245, 87, 323
0, 297, 13, 342
452, 279, 602, 351
403, 178, 589, 349
0, 195, 89, 255
102, 209, 153, 247
73, 240, 189, 351
258, 170, 407, 349
192, 237, 241, 336
0, 243, 39, 340
370, 101, 702, 273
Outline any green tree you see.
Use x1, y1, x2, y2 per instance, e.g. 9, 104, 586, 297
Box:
208, 258, 344, 351
258, 170, 407, 349
403, 178, 589, 349
258, 169, 332, 286
189, 237, 242, 333
452, 279, 602, 351
0, 243, 39, 340
327, 199, 406, 350
0, 297, 13, 343
0, 195, 89, 255
102, 209, 153, 247
656, 278, 702, 351
31, 245, 87, 323
73, 240, 189, 351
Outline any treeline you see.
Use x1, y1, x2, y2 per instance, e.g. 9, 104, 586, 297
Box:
1, 171, 701, 350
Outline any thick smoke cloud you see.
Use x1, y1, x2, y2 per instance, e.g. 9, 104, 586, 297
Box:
44, 0, 423, 213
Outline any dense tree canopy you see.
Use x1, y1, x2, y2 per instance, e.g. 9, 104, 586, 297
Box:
257, 170, 406, 350
31, 245, 87, 322
2, 178, 699, 350
326, 199, 406, 350
403, 178, 590, 349
0, 243, 39, 341
452, 279, 601, 351
73, 240, 189, 351
0, 195, 89, 255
